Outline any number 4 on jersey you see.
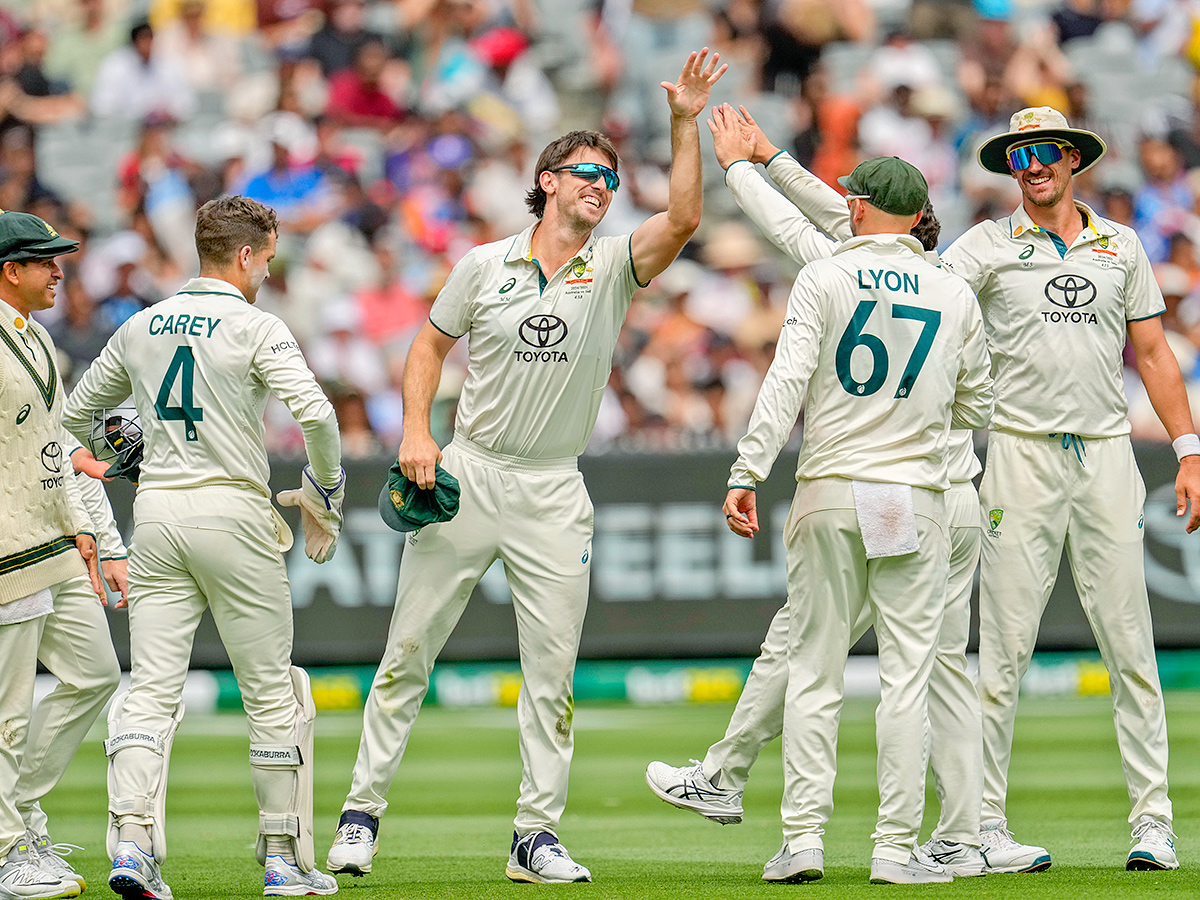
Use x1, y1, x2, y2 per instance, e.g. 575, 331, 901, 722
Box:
155, 345, 204, 440
835, 300, 940, 398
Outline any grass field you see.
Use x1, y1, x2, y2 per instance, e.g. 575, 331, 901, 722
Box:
43, 691, 1200, 899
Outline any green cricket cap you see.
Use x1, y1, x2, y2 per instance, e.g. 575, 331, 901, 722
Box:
0, 210, 80, 264
378, 460, 461, 533
837, 157, 928, 216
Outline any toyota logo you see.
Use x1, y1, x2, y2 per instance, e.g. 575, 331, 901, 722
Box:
40, 441, 62, 473
1044, 274, 1097, 309
519, 315, 568, 348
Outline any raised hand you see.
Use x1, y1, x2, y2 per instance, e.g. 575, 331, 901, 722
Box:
736, 105, 782, 166
662, 48, 727, 120
708, 102, 756, 170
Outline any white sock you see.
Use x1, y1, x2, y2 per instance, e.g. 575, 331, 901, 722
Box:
119, 823, 152, 849
266, 837, 295, 865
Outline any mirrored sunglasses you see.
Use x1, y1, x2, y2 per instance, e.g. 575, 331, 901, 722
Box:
551, 163, 620, 191
1007, 141, 1070, 171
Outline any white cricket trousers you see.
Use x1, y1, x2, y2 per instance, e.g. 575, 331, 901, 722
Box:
0, 615, 44, 857
111, 488, 302, 847
978, 431, 1171, 827
19, 574, 120, 837
780, 478, 948, 865
704, 482, 983, 846
344, 436, 593, 835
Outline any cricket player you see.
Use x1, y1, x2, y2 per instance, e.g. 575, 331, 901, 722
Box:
724, 156, 993, 884
647, 105, 996, 878
938, 107, 1200, 871
62, 195, 346, 899
0, 209, 108, 900
325, 49, 726, 884
16, 444, 127, 894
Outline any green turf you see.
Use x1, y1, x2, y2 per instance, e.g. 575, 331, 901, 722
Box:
44, 691, 1200, 898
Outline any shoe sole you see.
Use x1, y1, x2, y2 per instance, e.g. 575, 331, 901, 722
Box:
109, 874, 167, 900
643, 772, 744, 825
942, 863, 986, 877
763, 869, 824, 883
505, 864, 591, 884
869, 875, 953, 884
326, 861, 371, 876
984, 856, 1052, 874
264, 885, 339, 896
1127, 854, 1179, 871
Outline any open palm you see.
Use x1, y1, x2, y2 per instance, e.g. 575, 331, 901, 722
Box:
662, 48, 727, 119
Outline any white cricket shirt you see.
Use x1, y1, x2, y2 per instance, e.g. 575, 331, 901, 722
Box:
62, 277, 340, 496
430, 222, 642, 459
730, 234, 993, 491
725, 157, 984, 483
940, 201, 1163, 438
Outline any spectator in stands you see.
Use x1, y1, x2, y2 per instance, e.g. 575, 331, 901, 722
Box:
154, 0, 245, 103
307, 0, 381, 77
325, 36, 408, 129
44, 0, 126, 99
1135, 134, 1193, 262
760, 0, 875, 94
46, 270, 115, 385
240, 112, 335, 232
0, 125, 64, 213
90, 21, 197, 122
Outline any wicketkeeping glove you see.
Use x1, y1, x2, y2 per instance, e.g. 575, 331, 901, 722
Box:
276, 465, 346, 563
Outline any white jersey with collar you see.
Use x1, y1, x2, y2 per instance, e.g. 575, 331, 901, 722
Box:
430, 222, 642, 460
725, 156, 983, 484
730, 234, 993, 491
62, 276, 340, 496
940, 200, 1163, 438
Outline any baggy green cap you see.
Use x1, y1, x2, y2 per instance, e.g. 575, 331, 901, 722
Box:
0, 210, 80, 264
837, 157, 928, 216
378, 460, 461, 532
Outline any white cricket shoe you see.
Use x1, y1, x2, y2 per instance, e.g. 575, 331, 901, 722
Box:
761, 843, 824, 882
644, 760, 744, 825
325, 811, 379, 876
505, 832, 591, 884
28, 836, 85, 893
109, 840, 172, 900
918, 839, 986, 877
869, 849, 953, 884
1127, 816, 1179, 871
979, 821, 1051, 873
263, 857, 338, 896
0, 839, 79, 900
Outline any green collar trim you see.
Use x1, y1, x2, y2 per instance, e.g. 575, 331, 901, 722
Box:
0, 324, 56, 411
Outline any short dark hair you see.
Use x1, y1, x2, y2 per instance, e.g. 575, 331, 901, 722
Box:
910, 198, 940, 252
195, 195, 278, 267
524, 130, 619, 219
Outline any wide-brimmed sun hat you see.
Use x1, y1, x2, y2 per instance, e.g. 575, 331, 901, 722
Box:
978, 107, 1106, 176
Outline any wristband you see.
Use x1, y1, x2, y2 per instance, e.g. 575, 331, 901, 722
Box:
1173, 434, 1200, 461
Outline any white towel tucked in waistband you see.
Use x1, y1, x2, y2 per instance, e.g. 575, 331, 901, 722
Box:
852, 481, 919, 559
0, 587, 53, 626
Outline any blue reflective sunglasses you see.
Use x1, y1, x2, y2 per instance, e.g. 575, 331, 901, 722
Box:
1007, 141, 1070, 171
551, 163, 620, 191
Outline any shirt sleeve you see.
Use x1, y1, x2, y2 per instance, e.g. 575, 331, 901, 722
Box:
251, 317, 342, 486
1123, 231, 1168, 321
67, 448, 127, 559
764, 152, 852, 241
951, 286, 995, 431
940, 224, 994, 296
729, 266, 824, 487
725, 160, 839, 265
429, 248, 482, 338
61, 324, 133, 450
59, 431, 93, 538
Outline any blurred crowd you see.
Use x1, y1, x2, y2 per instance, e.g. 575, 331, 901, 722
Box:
5, 0, 1200, 454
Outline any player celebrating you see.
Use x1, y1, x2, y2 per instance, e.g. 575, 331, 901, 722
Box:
939, 108, 1199, 871
324, 49, 725, 884
723, 156, 993, 884
62, 195, 346, 898
647, 105, 995, 878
